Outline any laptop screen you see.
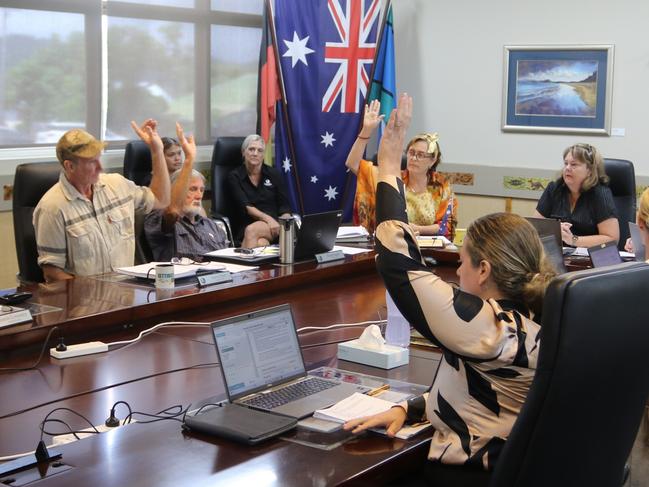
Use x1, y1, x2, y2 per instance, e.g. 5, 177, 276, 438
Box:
526, 217, 562, 248
628, 222, 646, 261
588, 241, 623, 268
540, 235, 567, 274
294, 211, 342, 260
212, 304, 306, 401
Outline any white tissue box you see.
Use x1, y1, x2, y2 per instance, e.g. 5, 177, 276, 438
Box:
337, 339, 409, 369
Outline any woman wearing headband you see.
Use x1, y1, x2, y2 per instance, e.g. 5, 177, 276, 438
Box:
534, 143, 618, 247
345, 100, 457, 239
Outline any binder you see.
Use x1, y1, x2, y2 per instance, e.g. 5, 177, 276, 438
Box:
183, 403, 297, 445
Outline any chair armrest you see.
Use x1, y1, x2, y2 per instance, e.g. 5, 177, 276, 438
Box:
210, 213, 233, 247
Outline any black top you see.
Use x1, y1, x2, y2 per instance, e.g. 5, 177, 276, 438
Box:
227, 164, 292, 237
536, 180, 617, 236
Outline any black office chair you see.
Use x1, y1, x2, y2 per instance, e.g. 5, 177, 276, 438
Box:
123, 140, 152, 186
12, 162, 62, 284
604, 158, 636, 250
210, 136, 246, 245
489, 262, 649, 487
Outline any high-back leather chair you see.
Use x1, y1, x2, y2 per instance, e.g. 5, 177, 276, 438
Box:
123, 140, 152, 186
604, 158, 636, 249
12, 162, 62, 283
489, 262, 649, 487
210, 136, 245, 245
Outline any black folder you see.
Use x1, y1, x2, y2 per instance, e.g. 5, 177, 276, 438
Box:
184, 403, 297, 445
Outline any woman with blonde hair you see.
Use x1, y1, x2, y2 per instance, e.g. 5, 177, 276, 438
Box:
345, 100, 457, 239
344, 94, 556, 487
633, 188, 649, 260
534, 143, 618, 247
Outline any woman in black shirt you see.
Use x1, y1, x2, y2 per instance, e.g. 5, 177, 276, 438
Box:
535, 143, 618, 247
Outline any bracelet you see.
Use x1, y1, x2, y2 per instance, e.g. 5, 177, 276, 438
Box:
357, 135, 370, 140
572, 234, 579, 246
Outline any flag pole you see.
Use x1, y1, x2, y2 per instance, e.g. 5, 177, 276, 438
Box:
266, 0, 305, 215
340, 0, 392, 217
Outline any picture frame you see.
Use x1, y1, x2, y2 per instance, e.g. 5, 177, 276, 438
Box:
502, 45, 614, 135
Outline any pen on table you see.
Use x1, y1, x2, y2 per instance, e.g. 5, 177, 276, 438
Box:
367, 384, 390, 396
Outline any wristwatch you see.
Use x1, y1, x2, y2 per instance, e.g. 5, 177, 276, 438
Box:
572, 234, 579, 246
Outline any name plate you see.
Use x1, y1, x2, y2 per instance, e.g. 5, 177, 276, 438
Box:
197, 271, 232, 287
315, 250, 345, 264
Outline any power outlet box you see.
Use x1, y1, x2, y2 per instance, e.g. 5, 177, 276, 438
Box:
50, 341, 108, 359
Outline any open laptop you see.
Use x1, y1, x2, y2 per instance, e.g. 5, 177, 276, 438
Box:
587, 241, 623, 268
526, 217, 562, 249
293, 210, 343, 261
540, 234, 567, 274
211, 303, 369, 419
628, 222, 646, 262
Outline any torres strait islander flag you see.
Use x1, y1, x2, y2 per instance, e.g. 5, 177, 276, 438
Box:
272, 0, 382, 216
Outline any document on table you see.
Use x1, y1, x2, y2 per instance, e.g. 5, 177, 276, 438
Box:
333, 245, 372, 255
115, 261, 255, 280
417, 235, 452, 248
313, 392, 430, 440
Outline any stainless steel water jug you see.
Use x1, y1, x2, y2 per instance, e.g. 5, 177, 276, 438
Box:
279, 215, 296, 264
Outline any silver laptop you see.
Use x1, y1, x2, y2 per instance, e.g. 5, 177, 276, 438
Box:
212, 304, 369, 419
628, 222, 646, 262
587, 241, 623, 268
526, 217, 563, 249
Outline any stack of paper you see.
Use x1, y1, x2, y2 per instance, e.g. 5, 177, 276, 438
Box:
313, 392, 431, 440
116, 262, 227, 280
313, 392, 394, 423
0, 306, 32, 329
417, 235, 452, 248
336, 226, 370, 244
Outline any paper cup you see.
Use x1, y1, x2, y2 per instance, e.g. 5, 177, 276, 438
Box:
155, 263, 175, 289
454, 228, 467, 247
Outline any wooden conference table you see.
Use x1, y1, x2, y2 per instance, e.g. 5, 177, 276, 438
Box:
0, 249, 462, 486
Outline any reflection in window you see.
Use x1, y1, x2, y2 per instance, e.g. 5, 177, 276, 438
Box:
211, 25, 261, 137
0, 8, 86, 145
107, 17, 195, 141
212, 0, 263, 15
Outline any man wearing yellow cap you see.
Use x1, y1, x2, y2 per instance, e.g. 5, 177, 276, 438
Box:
33, 120, 171, 281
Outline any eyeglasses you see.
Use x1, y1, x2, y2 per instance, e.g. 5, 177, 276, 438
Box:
564, 161, 587, 170
171, 257, 208, 265
247, 147, 264, 154
406, 149, 434, 161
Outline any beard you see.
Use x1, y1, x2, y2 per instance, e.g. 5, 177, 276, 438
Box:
183, 203, 206, 219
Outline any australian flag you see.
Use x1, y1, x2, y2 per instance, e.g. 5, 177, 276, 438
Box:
272, 0, 381, 217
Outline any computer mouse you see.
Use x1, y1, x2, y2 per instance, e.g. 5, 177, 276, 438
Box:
423, 256, 438, 267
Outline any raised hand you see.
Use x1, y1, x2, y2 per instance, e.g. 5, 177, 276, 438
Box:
175, 122, 196, 162
377, 93, 412, 177
360, 99, 384, 137
130, 118, 163, 153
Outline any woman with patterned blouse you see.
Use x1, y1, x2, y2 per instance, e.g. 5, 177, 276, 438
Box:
344, 94, 557, 487
345, 100, 457, 239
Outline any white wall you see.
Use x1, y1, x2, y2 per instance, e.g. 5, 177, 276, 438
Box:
392, 0, 649, 176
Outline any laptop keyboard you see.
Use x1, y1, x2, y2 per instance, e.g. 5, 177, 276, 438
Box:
240, 377, 337, 409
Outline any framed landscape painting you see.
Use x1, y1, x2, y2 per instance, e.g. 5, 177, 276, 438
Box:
502, 45, 614, 134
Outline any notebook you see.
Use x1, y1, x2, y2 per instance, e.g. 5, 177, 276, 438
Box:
628, 222, 646, 262
294, 211, 343, 261
526, 217, 562, 249
211, 304, 369, 419
587, 241, 623, 268
540, 234, 567, 274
